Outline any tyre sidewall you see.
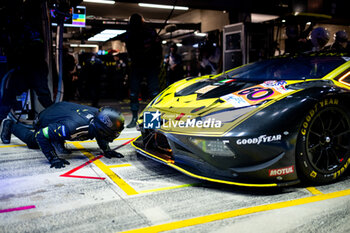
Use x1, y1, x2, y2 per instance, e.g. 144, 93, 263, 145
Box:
296, 97, 350, 183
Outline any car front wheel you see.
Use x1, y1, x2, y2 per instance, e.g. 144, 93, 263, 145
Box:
297, 99, 350, 184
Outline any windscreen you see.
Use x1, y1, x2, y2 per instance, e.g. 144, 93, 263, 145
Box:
226, 56, 348, 81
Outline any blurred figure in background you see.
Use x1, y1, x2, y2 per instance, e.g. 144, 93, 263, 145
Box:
310, 27, 330, 52
329, 30, 349, 52
165, 43, 183, 85
123, 13, 162, 128
0, 0, 53, 143
285, 23, 314, 54
80, 53, 104, 107
62, 47, 78, 101
199, 34, 222, 75
112, 52, 128, 100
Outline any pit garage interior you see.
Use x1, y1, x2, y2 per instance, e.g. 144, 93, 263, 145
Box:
1, 0, 350, 232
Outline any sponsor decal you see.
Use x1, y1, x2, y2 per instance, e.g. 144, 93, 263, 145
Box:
236, 134, 282, 145
86, 113, 94, 119
301, 98, 339, 135
191, 106, 206, 113
221, 94, 250, 108
261, 80, 287, 87
195, 85, 218, 94
221, 83, 292, 107
62, 125, 66, 137
218, 79, 236, 84
269, 165, 294, 176
98, 114, 113, 127
238, 87, 274, 101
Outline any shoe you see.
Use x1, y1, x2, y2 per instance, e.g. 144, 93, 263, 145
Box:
52, 141, 72, 154
126, 117, 137, 128
0, 118, 14, 144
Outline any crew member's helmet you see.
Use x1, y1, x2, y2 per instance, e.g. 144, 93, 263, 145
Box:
93, 107, 125, 142
335, 30, 348, 43
310, 27, 330, 50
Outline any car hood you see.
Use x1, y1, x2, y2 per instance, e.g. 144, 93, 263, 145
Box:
140, 76, 318, 135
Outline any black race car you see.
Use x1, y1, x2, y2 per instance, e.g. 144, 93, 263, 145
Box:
132, 52, 350, 187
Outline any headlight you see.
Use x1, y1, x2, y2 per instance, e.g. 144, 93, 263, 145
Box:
189, 138, 235, 157
201, 106, 256, 123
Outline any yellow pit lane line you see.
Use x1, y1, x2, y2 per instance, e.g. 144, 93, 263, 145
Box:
0, 144, 26, 148
120, 188, 350, 233
71, 142, 202, 196
108, 164, 132, 168
71, 142, 139, 195
0, 138, 134, 148
306, 187, 324, 195
67, 137, 135, 144
138, 183, 200, 194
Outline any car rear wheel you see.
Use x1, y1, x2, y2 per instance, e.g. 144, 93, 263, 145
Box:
297, 100, 350, 184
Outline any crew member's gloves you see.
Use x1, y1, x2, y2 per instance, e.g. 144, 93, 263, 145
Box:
49, 153, 70, 169
104, 150, 124, 159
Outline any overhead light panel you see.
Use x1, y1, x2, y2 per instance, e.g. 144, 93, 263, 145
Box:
138, 3, 189, 10
70, 44, 99, 48
83, 0, 115, 4
88, 29, 126, 42
194, 31, 207, 37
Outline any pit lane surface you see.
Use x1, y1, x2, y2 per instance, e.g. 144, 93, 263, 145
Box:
1, 127, 350, 232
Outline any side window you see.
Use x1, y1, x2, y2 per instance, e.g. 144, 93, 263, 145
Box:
337, 70, 350, 86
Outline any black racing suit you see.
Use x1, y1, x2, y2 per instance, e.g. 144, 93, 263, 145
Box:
11, 102, 111, 163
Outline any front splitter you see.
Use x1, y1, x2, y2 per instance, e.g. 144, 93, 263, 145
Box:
131, 136, 290, 187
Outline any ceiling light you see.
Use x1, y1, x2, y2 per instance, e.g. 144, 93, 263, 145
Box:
83, 0, 115, 4
306, 22, 312, 25
176, 43, 183, 47
70, 44, 98, 48
282, 19, 286, 23
138, 3, 189, 10
194, 31, 207, 37
251, 13, 279, 23
162, 40, 167, 44
88, 29, 126, 42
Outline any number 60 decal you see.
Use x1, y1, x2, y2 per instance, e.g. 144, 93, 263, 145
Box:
237, 87, 274, 101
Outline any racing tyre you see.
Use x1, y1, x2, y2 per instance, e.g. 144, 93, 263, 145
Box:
296, 98, 350, 184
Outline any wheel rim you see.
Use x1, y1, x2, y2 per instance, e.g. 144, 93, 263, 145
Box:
306, 107, 350, 173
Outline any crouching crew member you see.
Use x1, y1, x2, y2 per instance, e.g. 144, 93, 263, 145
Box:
0, 102, 125, 168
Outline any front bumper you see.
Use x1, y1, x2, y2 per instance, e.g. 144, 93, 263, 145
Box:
131, 132, 300, 187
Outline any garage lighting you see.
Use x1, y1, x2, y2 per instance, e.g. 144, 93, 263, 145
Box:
176, 43, 183, 47
162, 40, 167, 44
83, 0, 115, 4
88, 29, 126, 42
306, 22, 312, 25
70, 44, 98, 48
138, 3, 189, 10
194, 31, 207, 37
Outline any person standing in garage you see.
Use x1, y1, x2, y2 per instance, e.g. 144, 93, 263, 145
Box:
0, 0, 53, 137
122, 13, 162, 128
0, 102, 125, 168
165, 43, 183, 85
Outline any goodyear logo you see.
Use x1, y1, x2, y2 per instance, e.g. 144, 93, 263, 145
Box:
301, 99, 338, 135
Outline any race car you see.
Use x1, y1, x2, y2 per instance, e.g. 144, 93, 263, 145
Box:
132, 52, 350, 187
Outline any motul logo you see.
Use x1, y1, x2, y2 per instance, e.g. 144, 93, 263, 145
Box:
269, 166, 294, 176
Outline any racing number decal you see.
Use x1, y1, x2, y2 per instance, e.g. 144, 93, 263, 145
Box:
238, 87, 274, 101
